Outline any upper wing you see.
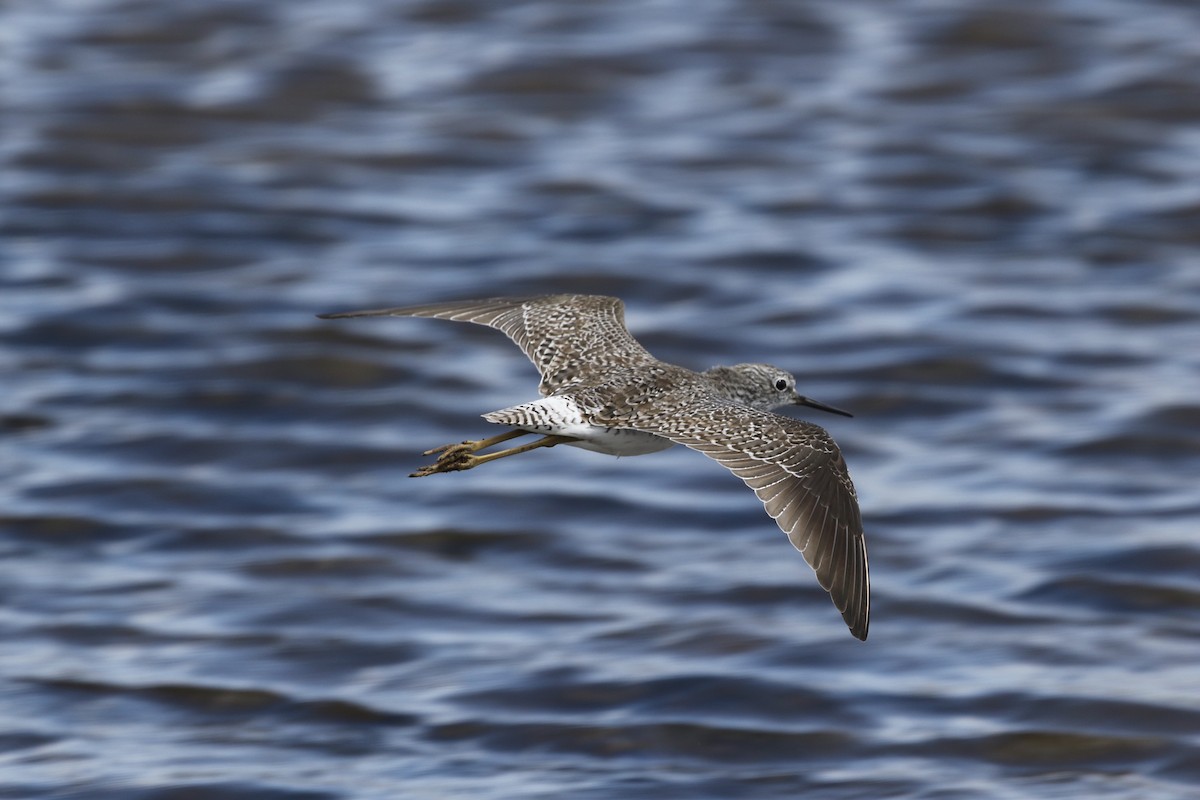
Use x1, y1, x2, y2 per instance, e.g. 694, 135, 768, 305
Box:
627, 400, 869, 640
319, 295, 657, 395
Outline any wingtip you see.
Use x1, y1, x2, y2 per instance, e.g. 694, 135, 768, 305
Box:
317, 310, 370, 319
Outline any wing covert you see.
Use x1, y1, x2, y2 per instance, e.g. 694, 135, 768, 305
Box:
630, 402, 870, 640
319, 295, 656, 395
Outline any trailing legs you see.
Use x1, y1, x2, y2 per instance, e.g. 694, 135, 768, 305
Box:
411, 429, 578, 477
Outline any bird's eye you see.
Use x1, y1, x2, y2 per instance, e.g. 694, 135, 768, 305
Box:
774, 378, 788, 391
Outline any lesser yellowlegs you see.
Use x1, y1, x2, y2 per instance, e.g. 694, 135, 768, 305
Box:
319, 294, 869, 640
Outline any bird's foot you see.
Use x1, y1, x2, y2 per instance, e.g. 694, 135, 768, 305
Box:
409, 430, 555, 477
422, 440, 479, 458
410, 441, 480, 477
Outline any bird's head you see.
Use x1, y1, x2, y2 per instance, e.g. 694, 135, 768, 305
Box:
703, 363, 853, 417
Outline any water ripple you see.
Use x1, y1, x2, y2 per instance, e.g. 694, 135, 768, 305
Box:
3, 0, 1199, 798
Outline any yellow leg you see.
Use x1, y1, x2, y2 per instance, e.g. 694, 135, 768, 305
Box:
421, 428, 528, 458
411, 433, 577, 477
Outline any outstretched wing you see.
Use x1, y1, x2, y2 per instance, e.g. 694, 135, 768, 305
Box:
319, 295, 657, 395
628, 400, 869, 640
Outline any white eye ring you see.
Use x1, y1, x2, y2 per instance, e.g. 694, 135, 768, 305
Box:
774, 378, 788, 391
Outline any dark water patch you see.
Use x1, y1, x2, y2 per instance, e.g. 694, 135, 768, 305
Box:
884, 596, 1058, 632
850, 354, 1073, 390
11, 142, 154, 174
2, 203, 343, 245
10, 317, 192, 353
1097, 302, 1199, 327
558, 773, 916, 800
0, 515, 146, 546
967, 302, 1078, 321
25, 478, 314, 518
402, 0, 497, 25
264, 444, 427, 478
1060, 433, 1200, 461
39, 386, 376, 433
354, 526, 646, 574
278, 698, 417, 728
454, 672, 851, 724
35, 622, 203, 648
238, 555, 413, 581
77, 579, 175, 597
244, 590, 610, 632
70, 2, 277, 52
320, 133, 532, 172
1056, 351, 1155, 372
988, 503, 1119, 523
1022, 575, 1200, 615
702, 249, 831, 276
427, 718, 857, 763
0, 731, 58, 754
695, 580, 829, 606
213, 354, 419, 390
26, 677, 288, 717
22, 677, 415, 728
83, 784, 339, 800
594, 621, 775, 658
353, 527, 551, 561
874, 208, 1037, 249
1091, 77, 1200, 125
279, 322, 440, 353
876, 183, 1047, 222
18, 186, 233, 216
250, 637, 423, 677
917, 5, 1086, 62
844, 390, 974, 420
1058, 545, 1200, 581
1140, 403, 1200, 429
148, 525, 302, 554
0, 413, 54, 435
459, 53, 661, 103
916, 728, 1170, 770
38, 105, 220, 151
451, 675, 675, 715
14, 187, 412, 244
71, 245, 261, 274
867, 505, 1017, 526
1009, 694, 1200, 740
525, 180, 692, 240
62, 433, 240, 469
240, 60, 379, 122
1159, 752, 1200, 784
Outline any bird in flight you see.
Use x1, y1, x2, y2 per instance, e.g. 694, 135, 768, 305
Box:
319, 294, 869, 640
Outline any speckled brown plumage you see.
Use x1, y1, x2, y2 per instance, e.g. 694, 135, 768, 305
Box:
323, 294, 656, 395
319, 294, 870, 640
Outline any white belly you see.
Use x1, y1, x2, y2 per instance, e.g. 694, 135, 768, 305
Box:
559, 426, 674, 456
481, 396, 674, 457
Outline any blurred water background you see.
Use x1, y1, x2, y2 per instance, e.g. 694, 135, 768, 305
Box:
3, 0, 1200, 798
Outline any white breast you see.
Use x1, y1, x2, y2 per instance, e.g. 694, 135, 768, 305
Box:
481, 396, 674, 457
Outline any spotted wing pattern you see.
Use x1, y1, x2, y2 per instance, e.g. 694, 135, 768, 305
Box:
319, 295, 657, 395
623, 397, 870, 640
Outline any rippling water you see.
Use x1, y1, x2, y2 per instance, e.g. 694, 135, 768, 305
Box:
3, 1, 1200, 798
